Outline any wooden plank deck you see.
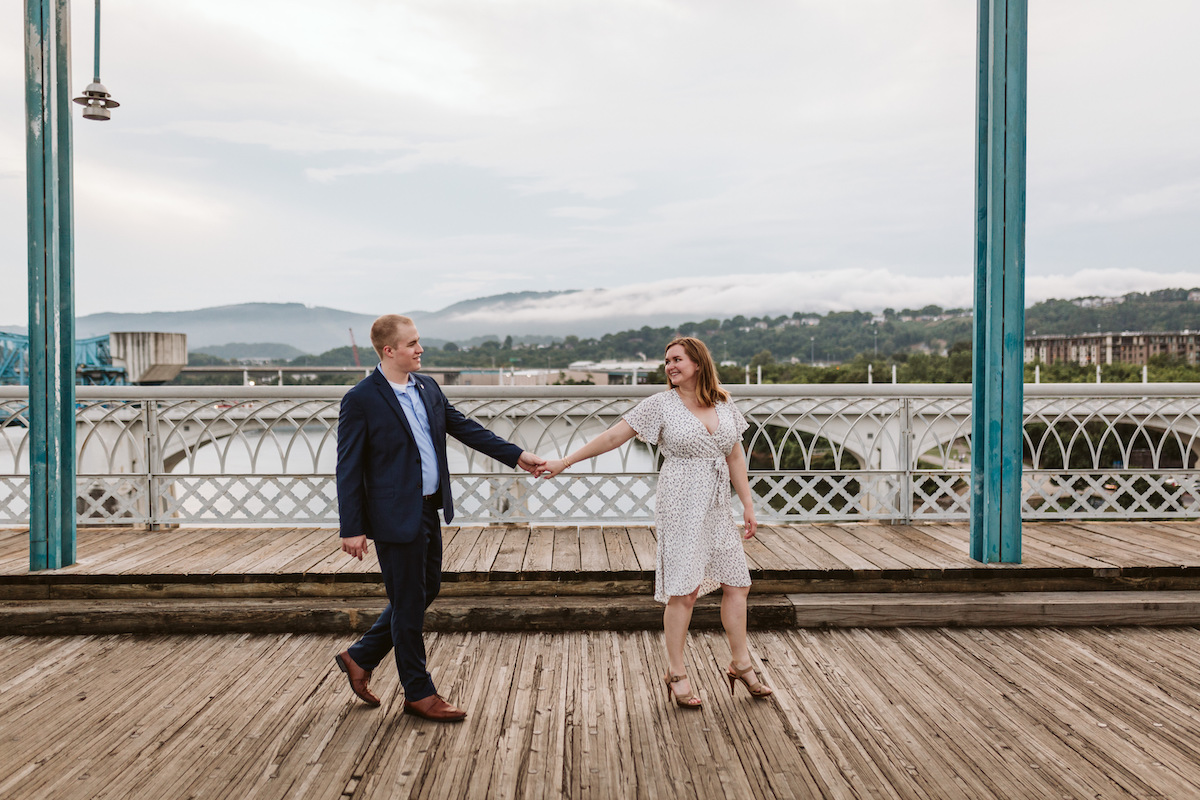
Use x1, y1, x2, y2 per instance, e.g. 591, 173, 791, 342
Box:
2, 627, 1200, 799
3, 521, 1200, 595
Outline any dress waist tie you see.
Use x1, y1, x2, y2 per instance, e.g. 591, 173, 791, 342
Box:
664, 455, 729, 510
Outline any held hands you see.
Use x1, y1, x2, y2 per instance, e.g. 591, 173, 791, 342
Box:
539, 459, 570, 479
341, 534, 370, 560
517, 451, 550, 477
742, 508, 758, 540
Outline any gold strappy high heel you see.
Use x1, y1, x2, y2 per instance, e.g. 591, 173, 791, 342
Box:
726, 662, 773, 699
663, 672, 703, 709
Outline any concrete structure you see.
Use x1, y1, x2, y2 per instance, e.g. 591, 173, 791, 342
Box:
109, 332, 188, 385
1026, 331, 1200, 367
562, 360, 659, 386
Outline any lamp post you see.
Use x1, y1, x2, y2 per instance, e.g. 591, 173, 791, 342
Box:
24, 0, 119, 571
72, 0, 119, 120
810, 336, 815, 366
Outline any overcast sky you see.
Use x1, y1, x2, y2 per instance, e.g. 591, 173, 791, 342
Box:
2, 0, 1197, 329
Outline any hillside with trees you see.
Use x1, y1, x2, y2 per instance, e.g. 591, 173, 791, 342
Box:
173, 288, 1200, 385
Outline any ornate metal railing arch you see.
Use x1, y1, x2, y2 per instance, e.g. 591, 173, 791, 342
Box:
1, 384, 1198, 526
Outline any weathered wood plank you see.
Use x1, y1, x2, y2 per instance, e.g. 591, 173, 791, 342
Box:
1103, 520, 1200, 560
243, 528, 332, 574
823, 524, 914, 571
1070, 520, 1198, 564
442, 525, 481, 571
490, 525, 531, 573
273, 529, 347, 573
522, 525, 556, 574
215, 528, 306, 575
460, 525, 505, 574
577, 525, 609, 573
1029, 521, 1171, 567
551, 525, 582, 574
314, 533, 379, 574
626, 526, 658, 572
791, 524, 880, 571
602, 527, 640, 573
754, 524, 834, 570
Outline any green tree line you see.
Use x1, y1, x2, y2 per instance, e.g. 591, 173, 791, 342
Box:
173, 287, 1200, 385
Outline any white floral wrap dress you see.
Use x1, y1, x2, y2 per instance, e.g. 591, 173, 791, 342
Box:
624, 390, 753, 603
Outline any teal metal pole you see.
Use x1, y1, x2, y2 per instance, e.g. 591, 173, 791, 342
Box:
999, 1, 1026, 564
24, 0, 75, 570
970, 0, 990, 561
25, 0, 55, 571
971, 0, 1026, 564
93, 0, 101, 80
56, 0, 77, 565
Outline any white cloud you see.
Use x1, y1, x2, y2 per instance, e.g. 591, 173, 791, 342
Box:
439, 268, 1200, 327
1027, 270, 1200, 304
137, 121, 410, 155
549, 206, 616, 221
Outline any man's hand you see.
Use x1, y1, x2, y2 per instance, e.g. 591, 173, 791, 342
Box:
341, 534, 370, 560
517, 451, 548, 477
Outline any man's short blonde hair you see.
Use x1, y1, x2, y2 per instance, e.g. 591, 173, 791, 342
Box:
370, 314, 416, 360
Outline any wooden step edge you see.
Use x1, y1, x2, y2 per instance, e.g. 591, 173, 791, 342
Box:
7, 591, 1200, 636
787, 591, 1200, 628
0, 595, 793, 635
7, 567, 1200, 601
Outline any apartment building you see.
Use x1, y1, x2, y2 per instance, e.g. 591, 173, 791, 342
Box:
1024, 331, 1200, 366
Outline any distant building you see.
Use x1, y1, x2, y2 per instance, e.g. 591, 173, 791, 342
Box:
1070, 296, 1125, 309
1189, 291, 1200, 303
1025, 331, 1200, 366
557, 359, 661, 385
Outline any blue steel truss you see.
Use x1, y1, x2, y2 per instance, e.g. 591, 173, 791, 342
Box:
0, 332, 125, 386
0, 333, 28, 385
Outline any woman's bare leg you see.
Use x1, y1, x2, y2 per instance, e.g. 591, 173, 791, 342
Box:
664, 589, 700, 696
721, 584, 751, 668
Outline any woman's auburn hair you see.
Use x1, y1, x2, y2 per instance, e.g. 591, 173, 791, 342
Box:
664, 336, 729, 407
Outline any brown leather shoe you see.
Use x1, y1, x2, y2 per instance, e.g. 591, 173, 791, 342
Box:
403, 694, 467, 722
334, 651, 381, 707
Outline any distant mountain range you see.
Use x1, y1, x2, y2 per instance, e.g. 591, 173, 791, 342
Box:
2, 292, 577, 356
3, 287, 1197, 359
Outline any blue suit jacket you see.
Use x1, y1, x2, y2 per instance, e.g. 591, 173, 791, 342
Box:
336, 369, 523, 543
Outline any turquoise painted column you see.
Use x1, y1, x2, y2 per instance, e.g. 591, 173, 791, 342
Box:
24, 0, 77, 570
971, 0, 1026, 563
55, 0, 77, 565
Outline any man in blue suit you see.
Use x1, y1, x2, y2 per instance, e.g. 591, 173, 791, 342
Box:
334, 314, 546, 722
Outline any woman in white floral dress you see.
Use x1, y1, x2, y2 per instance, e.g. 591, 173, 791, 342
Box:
542, 337, 772, 709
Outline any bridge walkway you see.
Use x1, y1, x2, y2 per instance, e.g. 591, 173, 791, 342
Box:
3, 626, 1200, 799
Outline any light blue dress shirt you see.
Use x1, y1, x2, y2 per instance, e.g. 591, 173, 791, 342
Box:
386, 370, 440, 496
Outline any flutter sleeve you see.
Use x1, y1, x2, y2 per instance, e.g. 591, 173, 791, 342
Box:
729, 401, 749, 439
623, 393, 665, 445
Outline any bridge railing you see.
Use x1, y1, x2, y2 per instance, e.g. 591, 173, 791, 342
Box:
1, 384, 1198, 526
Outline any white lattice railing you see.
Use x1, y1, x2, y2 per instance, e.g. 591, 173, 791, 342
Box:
1, 384, 1198, 526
